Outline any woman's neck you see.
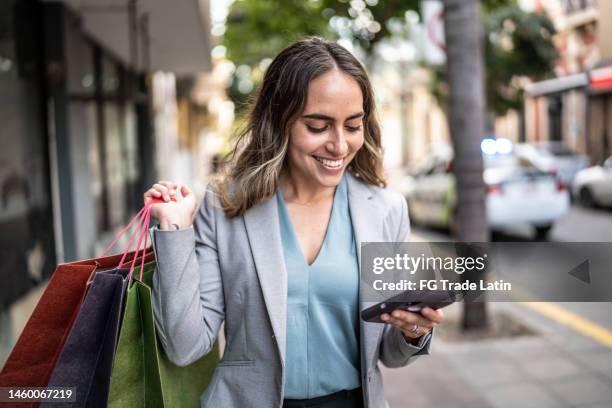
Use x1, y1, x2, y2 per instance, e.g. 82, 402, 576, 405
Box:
279, 169, 336, 206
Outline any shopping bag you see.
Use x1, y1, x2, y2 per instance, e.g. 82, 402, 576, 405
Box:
40, 268, 131, 408
108, 206, 219, 407
39, 205, 158, 408
0, 207, 153, 395
0, 251, 152, 389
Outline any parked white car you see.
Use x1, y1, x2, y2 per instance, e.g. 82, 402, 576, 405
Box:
407, 145, 570, 239
572, 156, 612, 207
513, 142, 590, 187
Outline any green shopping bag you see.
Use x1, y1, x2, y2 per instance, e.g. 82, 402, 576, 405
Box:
108, 261, 219, 407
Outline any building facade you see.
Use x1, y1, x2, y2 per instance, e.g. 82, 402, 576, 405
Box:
524, 0, 612, 163
0, 0, 212, 365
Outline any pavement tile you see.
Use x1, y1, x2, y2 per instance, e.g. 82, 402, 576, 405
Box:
498, 340, 561, 361
445, 356, 524, 389
381, 354, 491, 408
481, 382, 566, 408
576, 404, 612, 408
545, 329, 604, 352
546, 374, 612, 406
521, 356, 585, 381
571, 349, 612, 375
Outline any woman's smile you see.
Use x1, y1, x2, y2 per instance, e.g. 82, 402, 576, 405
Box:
312, 155, 345, 170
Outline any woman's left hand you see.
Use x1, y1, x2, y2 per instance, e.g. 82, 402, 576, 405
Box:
381, 306, 444, 343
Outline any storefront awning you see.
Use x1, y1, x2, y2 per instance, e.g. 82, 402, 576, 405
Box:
526, 73, 588, 97
57, 0, 211, 74
589, 65, 612, 92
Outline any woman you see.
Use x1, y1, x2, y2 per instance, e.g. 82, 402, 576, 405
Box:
144, 37, 444, 408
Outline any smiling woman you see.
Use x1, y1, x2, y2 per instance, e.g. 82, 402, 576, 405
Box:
144, 37, 443, 408
213, 36, 386, 218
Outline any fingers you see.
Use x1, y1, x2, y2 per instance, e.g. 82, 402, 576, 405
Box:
153, 182, 180, 202
158, 181, 176, 190
144, 181, 194, 204
143, 188, 162, 205
153, 184, 171, 201
421, 307, 444, 324
381, 309, 438, 337
180, 185, 193, 197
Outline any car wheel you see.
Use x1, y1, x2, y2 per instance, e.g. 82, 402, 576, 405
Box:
579, 187, 596, 208
534, 225, 552, 240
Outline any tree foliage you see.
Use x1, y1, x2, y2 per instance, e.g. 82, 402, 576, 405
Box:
223, 0, 333, 67
222, 0, 557, 116
223, 0, 517, 67
430, 4, 558, 116
223, 0, 421, 66
484, 6, 558, 114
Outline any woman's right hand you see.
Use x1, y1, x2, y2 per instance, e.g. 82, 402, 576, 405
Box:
144, 181, 197, 230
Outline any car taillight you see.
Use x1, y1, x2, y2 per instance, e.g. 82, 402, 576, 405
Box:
487, 184, 502, 195
445, 160, 453, 173
557, 179, 566, 191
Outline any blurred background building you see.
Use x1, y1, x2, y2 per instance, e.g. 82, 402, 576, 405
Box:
524, 0, 612, 163
0, 0, 237, 362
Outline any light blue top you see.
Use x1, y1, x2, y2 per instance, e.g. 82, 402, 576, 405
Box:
277, 174, 361, 399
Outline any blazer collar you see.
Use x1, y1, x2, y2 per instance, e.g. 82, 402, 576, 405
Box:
243, 172, 385, 368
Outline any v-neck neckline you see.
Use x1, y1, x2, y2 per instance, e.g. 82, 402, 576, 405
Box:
277, 177, 345, 268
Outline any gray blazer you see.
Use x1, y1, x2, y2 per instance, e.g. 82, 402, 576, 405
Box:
149, 172, 432, 408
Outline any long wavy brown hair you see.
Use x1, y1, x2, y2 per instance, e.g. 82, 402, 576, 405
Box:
215, 37, 386, 217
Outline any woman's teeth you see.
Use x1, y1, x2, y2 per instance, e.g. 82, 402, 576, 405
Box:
314, 156, 343, 168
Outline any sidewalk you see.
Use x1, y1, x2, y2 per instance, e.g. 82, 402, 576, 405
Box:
381, 302, 612, 408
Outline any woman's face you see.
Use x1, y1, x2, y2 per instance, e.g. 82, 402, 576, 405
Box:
287, 69, 365, 188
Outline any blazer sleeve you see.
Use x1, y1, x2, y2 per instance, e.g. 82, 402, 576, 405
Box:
150, 187, 225, 367
378, 191, 434, 368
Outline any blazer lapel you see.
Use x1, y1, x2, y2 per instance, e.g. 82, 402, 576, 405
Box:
347, 173, 385, 369
243, 195, 288, 367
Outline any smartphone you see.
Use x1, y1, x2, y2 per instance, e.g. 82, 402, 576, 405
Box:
361, 289, 458, 323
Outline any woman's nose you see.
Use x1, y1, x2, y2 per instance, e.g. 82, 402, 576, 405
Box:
326, 129, 349, 156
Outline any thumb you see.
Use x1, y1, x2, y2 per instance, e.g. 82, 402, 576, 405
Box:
181, 185, 194, 198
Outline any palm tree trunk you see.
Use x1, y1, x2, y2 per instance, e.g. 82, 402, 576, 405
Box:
443, 0, 489, 330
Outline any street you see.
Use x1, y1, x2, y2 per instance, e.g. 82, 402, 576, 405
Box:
492, 205, 612, 242
381, 204, 612, 408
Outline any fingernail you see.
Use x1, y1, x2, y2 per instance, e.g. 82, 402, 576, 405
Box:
392, 311, 400, 317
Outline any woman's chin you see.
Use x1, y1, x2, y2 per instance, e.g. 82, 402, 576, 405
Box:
313, 169, 345, 187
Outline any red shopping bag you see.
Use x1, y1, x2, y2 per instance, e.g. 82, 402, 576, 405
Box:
0, 207, 154, 394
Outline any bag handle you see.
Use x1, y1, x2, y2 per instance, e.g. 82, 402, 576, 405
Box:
117, 207, 150, 269
100, 206, 148, 259
127, 197, 172, 285
100, 197, 173, 277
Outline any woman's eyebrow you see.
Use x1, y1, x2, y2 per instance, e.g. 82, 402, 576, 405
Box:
302, 112, 365, 121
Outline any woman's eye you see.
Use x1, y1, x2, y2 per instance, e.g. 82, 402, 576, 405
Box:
346, 125, 362, 132
306, 125, 328, 133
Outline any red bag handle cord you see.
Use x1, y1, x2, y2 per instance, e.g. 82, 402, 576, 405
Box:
117, 207, 150, 269
100, 206, 147, 258
128, 198, 169, 284
128, 204, 152, 284
139, 208, 152, 282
